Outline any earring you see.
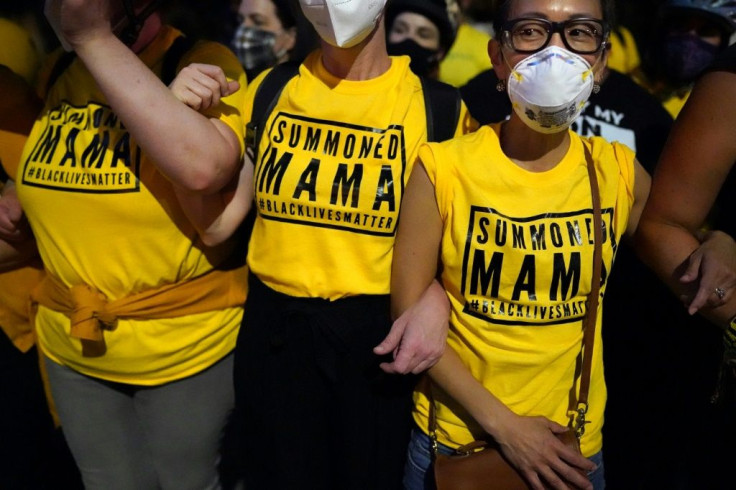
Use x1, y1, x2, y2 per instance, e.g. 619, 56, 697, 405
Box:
593, 83, 601, 94
496, 79, 506, 92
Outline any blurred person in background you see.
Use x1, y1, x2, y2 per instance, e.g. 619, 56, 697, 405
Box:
438, 0, 492, 86
634, 0, 736, 118
385, 0, 458, 79
230, 0, 317, 80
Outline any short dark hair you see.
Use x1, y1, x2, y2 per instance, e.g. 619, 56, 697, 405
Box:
492, 0, 616, 37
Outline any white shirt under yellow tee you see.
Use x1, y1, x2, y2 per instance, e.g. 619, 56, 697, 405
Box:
413, 123, 636, 458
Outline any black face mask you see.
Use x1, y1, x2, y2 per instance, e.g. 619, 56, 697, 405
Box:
387, 39, 441, 77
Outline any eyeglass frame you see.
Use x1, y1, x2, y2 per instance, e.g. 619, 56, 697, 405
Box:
500, 17, 611, 55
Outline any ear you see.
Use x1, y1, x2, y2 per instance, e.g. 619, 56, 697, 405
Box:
488, 38, 509, 81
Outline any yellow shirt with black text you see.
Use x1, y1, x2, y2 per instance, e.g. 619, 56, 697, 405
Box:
246, 52, 475, 299
413, 124, 636, 457
16, 26, 247, 384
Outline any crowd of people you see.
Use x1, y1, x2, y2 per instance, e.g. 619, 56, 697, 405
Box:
1, 0, 735, 489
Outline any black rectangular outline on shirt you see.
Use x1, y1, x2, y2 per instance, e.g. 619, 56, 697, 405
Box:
254, 111, 407, 237
19, 100, 141, 194
459, 204, 615, 327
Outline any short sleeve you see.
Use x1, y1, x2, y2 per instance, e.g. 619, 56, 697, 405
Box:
180, 41, 248, 157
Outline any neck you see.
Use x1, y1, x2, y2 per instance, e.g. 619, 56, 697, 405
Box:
500, 116, 571, 172
319, 23, 391, 80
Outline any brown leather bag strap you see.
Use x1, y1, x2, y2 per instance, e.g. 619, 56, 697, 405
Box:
573, 142, 603, 438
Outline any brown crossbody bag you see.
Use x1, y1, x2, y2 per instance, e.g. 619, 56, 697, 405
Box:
431, 144, 603, 490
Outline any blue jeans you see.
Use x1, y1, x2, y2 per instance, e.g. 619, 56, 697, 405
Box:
403, 427, 605, 490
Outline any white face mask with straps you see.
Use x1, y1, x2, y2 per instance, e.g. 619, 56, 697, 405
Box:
299, 0, 387, 48
506, 46, 596, 134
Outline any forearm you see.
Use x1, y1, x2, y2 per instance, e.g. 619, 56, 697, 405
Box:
72, 33, 241, 192
174, 158, 253, 246
428, 348, 515, 439
635, 219, 699, 292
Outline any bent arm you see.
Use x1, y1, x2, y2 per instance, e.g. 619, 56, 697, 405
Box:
381, 161, 448, 373
174, 158, 254, 246
47, 1, 242, 193
390, 162, 443, 319
635, 70, 736, 320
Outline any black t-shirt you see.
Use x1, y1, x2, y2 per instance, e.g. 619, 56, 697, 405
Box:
707, 42, 736, 74
459, 69, 673, 171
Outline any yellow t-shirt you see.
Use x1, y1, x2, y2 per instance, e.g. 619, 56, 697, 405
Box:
413, 124, 636, 457
0, 67, 44, 353
16, 26, 247, 384
439, 24, 493, 88
606, 26, 641, 76
245, 52, 475, 300
0, 18, 40, 85
631, 71, 691, 119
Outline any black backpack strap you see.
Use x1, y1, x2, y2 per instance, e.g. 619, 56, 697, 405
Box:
0, 162, 9, 184
245, 61, 300, 161
419, 76, 461, 143
44, 51, 77, 97
161, 35, 198, 86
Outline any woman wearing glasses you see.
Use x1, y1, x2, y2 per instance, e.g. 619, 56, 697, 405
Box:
393, 1, 651, 489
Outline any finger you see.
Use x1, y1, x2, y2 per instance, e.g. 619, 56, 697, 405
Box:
193, 63, 231, 96
225, 80, 240, 96
553, 461, 593, 490
523, 471, 545, 490
179, 88, 204, 111
679, 251, 702, 284
546, 421, 569, 434
189, 73, 222, 109
186, 79, 219, 110
373, 319, 406, 355
687, 286, 715, 315
381, 349, 417, 375
538, 467, 569, 490
410, 357, 437, 374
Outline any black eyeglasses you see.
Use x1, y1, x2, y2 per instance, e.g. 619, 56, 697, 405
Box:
501, 17, 609, 55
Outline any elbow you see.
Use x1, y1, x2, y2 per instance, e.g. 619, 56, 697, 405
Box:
199, 229, 228, 248
180, 162, 234, 194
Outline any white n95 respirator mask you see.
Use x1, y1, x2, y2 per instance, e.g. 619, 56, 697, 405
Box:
299, 0, 387, 48
506, 46, 595, 134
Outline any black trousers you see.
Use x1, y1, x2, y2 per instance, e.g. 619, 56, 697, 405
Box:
229, 275, 416, 490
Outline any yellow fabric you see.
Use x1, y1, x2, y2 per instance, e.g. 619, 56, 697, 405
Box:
606, 26, 641, 76
245, 52, 475, 300
0, 67, 44, 353
32, 265, 247, 357
413, 124, 636, 458
631, 71, 691, 119
16, 26, 247, 384
0, 18, 40, 85
0, 262, 44, 352
662, 91, 690, 119
439, 24, 492, 87
0, 66, 42, 177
